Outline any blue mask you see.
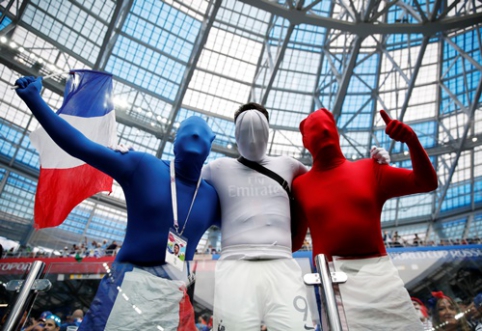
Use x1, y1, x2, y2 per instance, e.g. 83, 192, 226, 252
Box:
173, 116, 215, 181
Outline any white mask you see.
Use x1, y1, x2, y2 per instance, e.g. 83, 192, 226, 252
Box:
235, 110, 269, 162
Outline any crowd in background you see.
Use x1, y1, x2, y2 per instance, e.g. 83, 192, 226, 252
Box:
294, 234, 482, 252
383, 231, 482, 249
412, 292, 482, 331
1, 234, 482, 330
0, 308, 83, 331
1, 232, 481, 260
0, 238, 120, 260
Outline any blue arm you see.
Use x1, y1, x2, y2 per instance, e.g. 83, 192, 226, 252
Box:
15, 76, 136, 180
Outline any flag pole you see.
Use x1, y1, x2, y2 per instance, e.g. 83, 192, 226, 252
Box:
11, 71, 71, 89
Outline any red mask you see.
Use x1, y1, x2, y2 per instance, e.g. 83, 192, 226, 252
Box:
300, 108, 344, 166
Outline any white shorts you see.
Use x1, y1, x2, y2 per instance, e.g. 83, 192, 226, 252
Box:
331, 256, 423, 331
102, 267, 196, 331
213, 258, 315, 331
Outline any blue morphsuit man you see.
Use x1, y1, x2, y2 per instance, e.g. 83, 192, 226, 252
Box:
15, 76, 220, 331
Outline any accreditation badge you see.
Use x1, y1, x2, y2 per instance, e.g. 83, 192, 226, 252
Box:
166, 228, 187, 271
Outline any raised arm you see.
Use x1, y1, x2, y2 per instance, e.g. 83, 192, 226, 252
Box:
378, 110, 438, 197
15, 76, 134, 179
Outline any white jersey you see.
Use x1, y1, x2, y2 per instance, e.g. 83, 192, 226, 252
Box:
202, 155, 307, 259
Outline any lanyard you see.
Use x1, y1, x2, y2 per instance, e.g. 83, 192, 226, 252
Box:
170, 158, 201, 236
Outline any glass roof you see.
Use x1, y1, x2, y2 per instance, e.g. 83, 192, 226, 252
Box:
0, 0, 481, 250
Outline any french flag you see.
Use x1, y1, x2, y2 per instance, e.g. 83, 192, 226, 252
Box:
29, 70, 116, 229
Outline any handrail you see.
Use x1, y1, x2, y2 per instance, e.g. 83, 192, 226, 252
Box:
314, 254, 343, 331
1, 261, 46, 331
1, 249, 118, 259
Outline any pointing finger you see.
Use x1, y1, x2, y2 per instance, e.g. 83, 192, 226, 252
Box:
380, 110, 392, 125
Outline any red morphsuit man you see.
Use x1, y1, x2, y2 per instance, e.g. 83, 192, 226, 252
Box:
292, 109, 438, 331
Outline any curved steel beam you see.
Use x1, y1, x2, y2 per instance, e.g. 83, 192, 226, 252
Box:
237, 0, 482, 37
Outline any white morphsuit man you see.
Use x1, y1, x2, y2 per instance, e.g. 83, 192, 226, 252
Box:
202, 102, 390, 331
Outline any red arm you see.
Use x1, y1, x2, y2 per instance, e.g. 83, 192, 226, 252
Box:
291, 196, 308, 252
378, 110, 438, 198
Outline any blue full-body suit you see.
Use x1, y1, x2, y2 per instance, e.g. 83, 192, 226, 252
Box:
15, 76, 221, 330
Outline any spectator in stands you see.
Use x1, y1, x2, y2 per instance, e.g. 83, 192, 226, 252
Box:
105, 241, 118, 256
60, 247, 69, 258
60, 309, 83, 331
22, 311, 52, 331
43, 314, 61, 331
92, 242, 103, 258
472, 293, 482, 330
79, 243, 86, 255
392, 231, 403, 247
15, 75, 220, 331
82, 240, 95, 257
22, 313, 45, 331
441, 239, 451, 246
413, 233, 422, 246
382, 230, 391, 246
195, 314, 210, 331
100, 240, 108, 251
69, 244, 78, 256
431, 291, 471, 331
458, 294, 482, 331
205, 245, 213, 254
412, 297, 432, 330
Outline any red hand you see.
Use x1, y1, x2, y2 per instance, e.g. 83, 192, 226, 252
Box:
380, 110, 415, 144
380, 109, 392, 125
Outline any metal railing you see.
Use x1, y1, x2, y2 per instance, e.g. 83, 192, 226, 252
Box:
1, 261, 49, 331
304, 254, 347, 331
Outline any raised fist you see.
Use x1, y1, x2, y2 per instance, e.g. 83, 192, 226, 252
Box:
15, 76, 43, 99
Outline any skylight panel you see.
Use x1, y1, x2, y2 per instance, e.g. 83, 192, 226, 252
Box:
476, 145, 482, 167
450, 152, 472, 183
439, 113, 469, 142
269, 128, 303, 157
397, 194, 433, 219
475, 109, 482, 135
381, 199, 397, 223
197, 49, 257, 82
183, 87, 244, 119
0, 173, 36, 219
266, 91, 312, 119
218, 0, 270, 35
205, 27, 263, 65
22, 0, 111, 64
188, 70, 250, 103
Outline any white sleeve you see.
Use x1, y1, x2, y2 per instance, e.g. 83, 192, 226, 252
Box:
293, 159, 308, 179
201, 162, 212, 183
